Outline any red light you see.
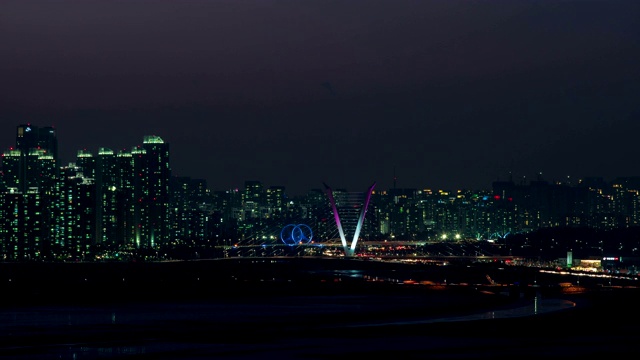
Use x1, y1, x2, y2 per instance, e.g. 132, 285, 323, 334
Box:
494, 195, 500, 200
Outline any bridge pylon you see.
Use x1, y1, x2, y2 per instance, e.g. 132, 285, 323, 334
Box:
323, 182, 376, 257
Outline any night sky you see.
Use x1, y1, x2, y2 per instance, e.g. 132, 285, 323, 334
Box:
2, 0, 639, 196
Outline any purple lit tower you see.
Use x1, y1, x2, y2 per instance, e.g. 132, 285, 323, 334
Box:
323, 182, 376, 257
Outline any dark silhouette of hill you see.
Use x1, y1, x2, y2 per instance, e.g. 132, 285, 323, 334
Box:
502, 226, 640, 260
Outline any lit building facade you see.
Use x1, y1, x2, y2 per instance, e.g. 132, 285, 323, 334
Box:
132, 136, 171, 248
54, 164, 95, 258
0, 188, 44, 260
95, 148, 121, 249
170, 176, 210, 243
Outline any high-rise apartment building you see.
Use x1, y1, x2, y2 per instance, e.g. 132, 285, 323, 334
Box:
0, 125, 59, 260
242, 180, 263, 220
54, 164, 95, 258
131, 136, 171, 248
95, 148, 121, 249
14, 124, 58, 192
265, 186, 286, 220
2, 147, 57, 194
76, 149, 96, 179
1, 149, 22, 190
116, 149, 137, 247
170, 176, 210, 242
0, 187, 44, 260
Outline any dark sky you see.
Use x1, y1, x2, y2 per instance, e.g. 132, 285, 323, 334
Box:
2, 0, 640, 196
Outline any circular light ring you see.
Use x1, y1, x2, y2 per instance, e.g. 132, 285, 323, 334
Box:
280, 224, 313, 246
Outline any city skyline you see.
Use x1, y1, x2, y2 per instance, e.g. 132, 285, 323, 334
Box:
4, 121, 640, 262
2, 1, 640, 196
3, 122, 640, 197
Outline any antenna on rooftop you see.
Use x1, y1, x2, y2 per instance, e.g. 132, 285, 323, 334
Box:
393, 166, 397, 190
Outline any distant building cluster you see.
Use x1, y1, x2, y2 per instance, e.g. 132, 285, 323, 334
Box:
0, 124, 176, 260
1, 124, 640, 262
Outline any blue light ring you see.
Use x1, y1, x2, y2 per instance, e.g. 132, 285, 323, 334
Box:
280, 224, 313, 246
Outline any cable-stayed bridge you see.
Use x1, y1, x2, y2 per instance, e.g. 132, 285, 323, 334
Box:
232, 182, 377, 257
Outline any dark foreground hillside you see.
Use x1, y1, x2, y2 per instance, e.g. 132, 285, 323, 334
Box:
0, 258, 532, 303
0, 258, 639, 359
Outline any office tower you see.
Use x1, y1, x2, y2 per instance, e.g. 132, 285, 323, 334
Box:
15, 124, 38, 152
15, 124, 58, 160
